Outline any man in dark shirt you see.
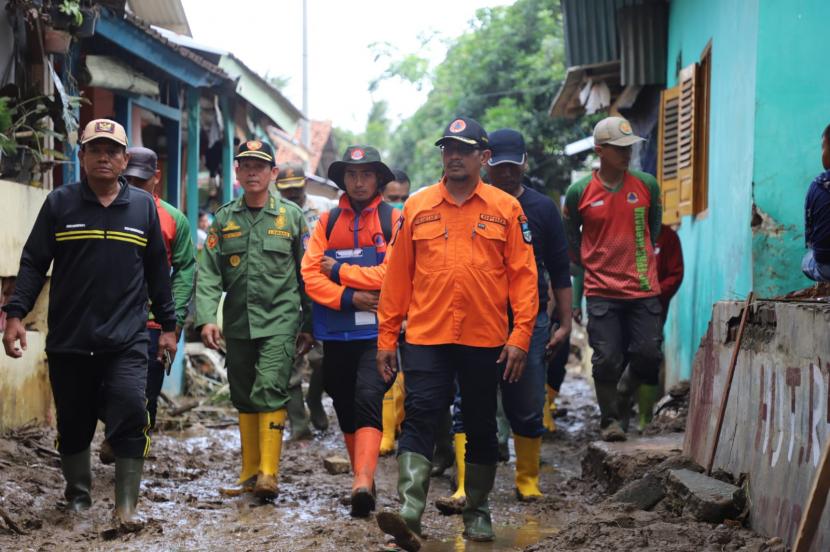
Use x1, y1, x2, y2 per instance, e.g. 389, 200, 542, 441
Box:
1, 119, 177, 525
803, 123, 830, 282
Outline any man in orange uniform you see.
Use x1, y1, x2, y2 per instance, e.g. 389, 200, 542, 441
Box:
301, 145, 400, 518
375, 117, 538, 551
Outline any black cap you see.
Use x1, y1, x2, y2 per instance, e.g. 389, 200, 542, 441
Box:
235, 139, 275, 166
435, 116, 489, 148
487, 129, 526, 166
327, 145, 395, 191
124, 147, 158, 179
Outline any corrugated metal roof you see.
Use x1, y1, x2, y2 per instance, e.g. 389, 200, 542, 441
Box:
618, 2, 667, 85
127, 0, 191, 37
562, 0, 638, 67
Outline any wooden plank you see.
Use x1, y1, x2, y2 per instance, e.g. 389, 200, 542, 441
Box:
793, 436, 830, 552
706, 292, 755, 475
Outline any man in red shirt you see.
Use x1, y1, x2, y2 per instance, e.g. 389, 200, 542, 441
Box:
563, 116, 663, 441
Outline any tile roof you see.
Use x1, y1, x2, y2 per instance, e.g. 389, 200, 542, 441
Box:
274, 120, 334, 175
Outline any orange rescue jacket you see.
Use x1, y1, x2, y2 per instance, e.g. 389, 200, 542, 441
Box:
378, 179, 539, 352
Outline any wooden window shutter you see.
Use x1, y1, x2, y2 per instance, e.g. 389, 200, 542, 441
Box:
677, 64, 697, 218
658, 85, 681, 224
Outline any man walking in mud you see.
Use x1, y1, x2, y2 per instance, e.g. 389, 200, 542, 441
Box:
375, 117, 538, 550
1, 119, 178, 525
195, 140, 313, 499
563, 116, 663, 441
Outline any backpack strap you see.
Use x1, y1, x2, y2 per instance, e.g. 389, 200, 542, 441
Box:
324, 207, 342, 240
377, 201, 394, 244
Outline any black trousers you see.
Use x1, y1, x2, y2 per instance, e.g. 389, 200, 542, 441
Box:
586, 296, 663, 385
398, 343, 502, 465
48, 336, 150, 458
145, 328, 165, 429
322, 339, 390, 434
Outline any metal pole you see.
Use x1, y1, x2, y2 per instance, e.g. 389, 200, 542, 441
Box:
302, 0, 311, 156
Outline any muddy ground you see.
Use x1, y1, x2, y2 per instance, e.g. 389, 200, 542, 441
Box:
0, 359, 781, 551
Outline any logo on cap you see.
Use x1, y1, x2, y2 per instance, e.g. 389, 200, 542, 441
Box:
449, 119, 467, 133
619, 121, 633, 135
350, 148, 365, 161
246, 140, 263, 151
95, 121, 115, 134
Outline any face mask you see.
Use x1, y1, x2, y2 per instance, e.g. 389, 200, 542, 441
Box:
390, 202, 405, 210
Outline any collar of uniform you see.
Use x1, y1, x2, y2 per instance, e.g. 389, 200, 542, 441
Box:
80, 177, 131, 205
435, 177, 486, 207
263, 193, 282, 215
337, 192, 383, 213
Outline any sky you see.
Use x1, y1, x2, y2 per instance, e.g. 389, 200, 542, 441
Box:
181, 0, 512, 133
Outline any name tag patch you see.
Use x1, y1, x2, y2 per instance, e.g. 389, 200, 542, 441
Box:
414, 213, 441, 225
480, 214, 506, 226
268, 229, 291, 238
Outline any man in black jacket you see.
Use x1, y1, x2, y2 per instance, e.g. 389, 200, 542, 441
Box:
1, 119, 177, 525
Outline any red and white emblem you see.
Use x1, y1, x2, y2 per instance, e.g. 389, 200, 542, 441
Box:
350, 148, 365, 160
449, 119, 467, 133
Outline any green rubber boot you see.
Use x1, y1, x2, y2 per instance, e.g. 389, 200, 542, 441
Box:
114, 457, 144, 525
61, 448, 92, 511
637, 384, 660, 432
496, 393, 511, 462
462, 462, 497, 542
286, 385, 312, 441
376, 452, 431, 552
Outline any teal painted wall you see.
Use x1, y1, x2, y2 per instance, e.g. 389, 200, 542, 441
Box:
751, 0, 828, 298
663, 0, 758, 385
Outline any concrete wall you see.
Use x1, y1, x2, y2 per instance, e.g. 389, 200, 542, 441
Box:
685, 300, 830, 550
0, 179, 54, 430
751, 0, 830, 298
663, 0, 758, 386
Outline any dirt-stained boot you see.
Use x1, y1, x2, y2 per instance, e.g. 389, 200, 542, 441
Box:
376, 452, 431, 552
351, 427, 382, 517
462, 462, 497, 542
218, 413, 259, 496
380, 389, 397, 456
435, 433, 466, 515
99, 441, 115, 465
616, 366, 639, 433
255, 409, 286, 499
596, 381, 626, 442
514, 435, 543, 501
114, 457, 144, 525
61, 448, 92, 511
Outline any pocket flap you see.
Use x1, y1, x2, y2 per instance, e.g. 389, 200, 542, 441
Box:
263, 237, 291, 254
220, 237, 247, 255
474, 224, 507, 242
413, 223, 445, 241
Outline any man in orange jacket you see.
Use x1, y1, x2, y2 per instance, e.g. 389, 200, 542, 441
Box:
375, 117, 538, 551
301, 145, 400, 518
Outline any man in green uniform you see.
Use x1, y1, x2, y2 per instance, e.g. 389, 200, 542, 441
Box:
196, 140, 314, 499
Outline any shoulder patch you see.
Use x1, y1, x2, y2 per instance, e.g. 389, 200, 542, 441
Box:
390, 215, 405, 246
519, 215, 532, 244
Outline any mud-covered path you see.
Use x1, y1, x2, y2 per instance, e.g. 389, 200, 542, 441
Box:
0, 371, 597, 552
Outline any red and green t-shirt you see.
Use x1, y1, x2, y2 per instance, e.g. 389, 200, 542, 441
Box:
563, 170, 662, 299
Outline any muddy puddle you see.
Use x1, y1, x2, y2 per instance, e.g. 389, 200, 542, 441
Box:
0, 360, 775, 551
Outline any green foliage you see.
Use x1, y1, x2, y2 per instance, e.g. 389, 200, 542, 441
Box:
377, 0, 595, 192
332, 100, 392, 160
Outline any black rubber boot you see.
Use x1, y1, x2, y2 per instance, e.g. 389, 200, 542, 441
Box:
286, 386, 312, 441
430, 409, 454, 477
462, 463, 497, 542
114, 457, 144, 525
596, 381, 626, 442
306, 360, 329, 431
61, 448, 92, 511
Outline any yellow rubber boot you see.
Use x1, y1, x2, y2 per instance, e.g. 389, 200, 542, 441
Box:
543, 385, 557, 433
435, 433, 466, 515
393, 372, 406, 432
255, 409, 286, 499
380, 388, 397, 456
514, 435, 543, 501
220, 413, 259, 496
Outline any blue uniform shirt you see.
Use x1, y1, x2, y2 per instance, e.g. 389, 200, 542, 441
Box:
805, 170, 830, 263
517, 185, 571, 310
